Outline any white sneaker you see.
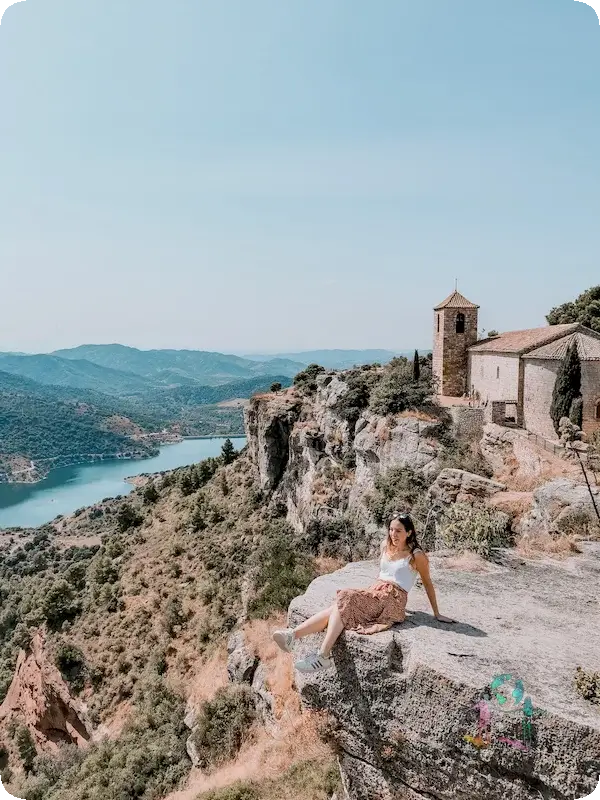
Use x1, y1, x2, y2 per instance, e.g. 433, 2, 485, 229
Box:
295, 652, 333, 673
273, 628, 296, 653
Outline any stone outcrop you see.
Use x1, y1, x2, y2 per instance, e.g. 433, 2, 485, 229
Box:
245, 380, 441, 537
481, 423, 574, 486
427, 468, 506, 507
519, 477, 600, 539
289, 549, 600, 800
0, 630, 91, 752
227, 631, 258, 685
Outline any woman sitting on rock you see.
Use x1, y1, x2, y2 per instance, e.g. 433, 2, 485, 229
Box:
272, 511, 454, 673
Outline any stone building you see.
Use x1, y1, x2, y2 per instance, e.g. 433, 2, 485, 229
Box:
433, 292, 600, 441
432, 290, 479, 397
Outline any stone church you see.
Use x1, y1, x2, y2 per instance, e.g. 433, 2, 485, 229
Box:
432, 290, 600, 441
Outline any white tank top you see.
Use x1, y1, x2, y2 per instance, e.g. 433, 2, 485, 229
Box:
378, 549, 422, 592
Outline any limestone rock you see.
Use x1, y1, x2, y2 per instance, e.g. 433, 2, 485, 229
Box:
0, 629, 92, 753
227, 631, 258, 685
427, 468, 506, 507
520, 477, 600, 539
288, 557, 600, 800
244, 394, 302, 492
186, 735, 201, 768
183, 707, 197, 730
251, 663, 277, 735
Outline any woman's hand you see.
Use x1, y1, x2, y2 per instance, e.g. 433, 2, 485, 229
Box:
435, 614, 455, 624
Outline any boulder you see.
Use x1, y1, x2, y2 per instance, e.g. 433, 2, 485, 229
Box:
0, 629, 92, 753
244, 394, 302, 492
251, 663, 277, 736
427, 468, 506, 507
227, 631, 258, 685
288, 554, 600, 800
520, 477, 600, 539
186, 735, 201, 768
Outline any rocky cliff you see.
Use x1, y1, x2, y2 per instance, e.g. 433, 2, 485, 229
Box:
245, 375, 442, 552
289, 546, 600, 800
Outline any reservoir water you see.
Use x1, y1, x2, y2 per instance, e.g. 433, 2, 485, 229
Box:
0, 437, 246, 530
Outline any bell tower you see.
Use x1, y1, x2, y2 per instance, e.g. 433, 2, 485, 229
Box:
433, 289, 479, 397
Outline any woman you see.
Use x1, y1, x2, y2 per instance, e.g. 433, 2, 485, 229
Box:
272, 512, 454, 673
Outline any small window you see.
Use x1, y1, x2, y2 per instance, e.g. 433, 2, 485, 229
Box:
596, 401, 600, 420
437, 314, 440, 333
456, 313, 465, 334
496, 367, 500, 379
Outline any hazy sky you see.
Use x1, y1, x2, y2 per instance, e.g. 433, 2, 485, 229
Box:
1, 1, 599, 354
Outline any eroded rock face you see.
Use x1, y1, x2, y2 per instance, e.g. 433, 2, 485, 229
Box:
244, 394, 303, 492
245, 382, 441, 538
0, 630, 91, 752
350, 414, 440, 509
289, 555, 600, 800
520, 477, 600, 539
227, 631, 258, 685
427, 468, 506, 507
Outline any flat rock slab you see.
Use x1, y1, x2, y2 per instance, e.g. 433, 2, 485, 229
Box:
289, 545, 600, 800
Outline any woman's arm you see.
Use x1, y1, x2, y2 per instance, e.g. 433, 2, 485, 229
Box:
413, 552, 454, 623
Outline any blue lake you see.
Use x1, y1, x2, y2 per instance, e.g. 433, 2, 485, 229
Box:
0, 437, 246, 530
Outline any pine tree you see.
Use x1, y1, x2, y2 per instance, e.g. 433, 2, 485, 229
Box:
550, 342, 582, 434
413, 350, 420, 382
221, 438, 236, 465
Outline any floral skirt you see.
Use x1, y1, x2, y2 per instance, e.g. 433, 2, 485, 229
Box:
336, 580, 408, 634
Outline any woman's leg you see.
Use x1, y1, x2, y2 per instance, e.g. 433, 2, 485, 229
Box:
293, 605, 334, 639
319, 603, 345, 658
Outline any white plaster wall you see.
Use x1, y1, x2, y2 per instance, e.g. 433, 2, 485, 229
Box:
469, 353, 520, 404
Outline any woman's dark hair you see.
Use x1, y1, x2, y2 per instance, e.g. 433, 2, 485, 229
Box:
387, 511, 423, 559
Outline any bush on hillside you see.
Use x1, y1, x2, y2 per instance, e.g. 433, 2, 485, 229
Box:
196, 760, 341, 800
333, 367, 381, 429
369, 359, 434, 417
439, 503, 512, 558
293, 364, 326, 394
574, 667, 600, 705
248, 523, 316, 619
367, 467, 431, 528
54, 641, 87, 694
19, 678, 189, 800
142, 482, 160, 504
190, 685, 256, 771
116, 503, 143, 532
301, 514, 367, 561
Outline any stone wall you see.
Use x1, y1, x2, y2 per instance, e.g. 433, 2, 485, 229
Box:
468, 352, 520, 405
582, 361, 600, 436
433, 307, 478, 397
447, 406, 485, 440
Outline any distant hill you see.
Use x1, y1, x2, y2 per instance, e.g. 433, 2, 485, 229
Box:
0, 353, 155, 395
51, 344, 305, 387
243, 349, 427, 370
0, 370, 159, 482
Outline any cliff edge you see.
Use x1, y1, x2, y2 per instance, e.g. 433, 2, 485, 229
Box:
289, 545, 600, 800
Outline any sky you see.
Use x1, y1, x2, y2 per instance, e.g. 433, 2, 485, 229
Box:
0, 0, 599, 355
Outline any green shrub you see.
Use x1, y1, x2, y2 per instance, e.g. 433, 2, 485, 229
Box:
15, 724, 36, 773
367, 467, 430, 527
143, 482, 160, 504
334, 368, 380, 429
248, 524, 316, 619
190, 685, 256, 771
29, 678, 189, 800
293, 364, 326, 394
439, 503, 512, 558
369, 359, 434, 417
301, 515, 367, 561
54, 641, 87, 694
116, 503, 143, 532
575, 667, 600, 704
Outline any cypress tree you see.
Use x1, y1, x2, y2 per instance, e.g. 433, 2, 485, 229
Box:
550, 342, 582, 434
413, 350, 421, 382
